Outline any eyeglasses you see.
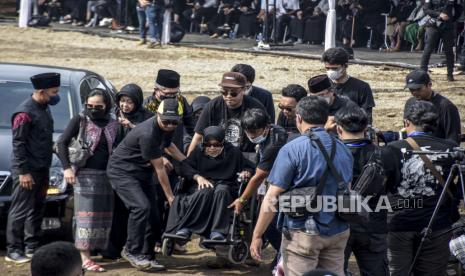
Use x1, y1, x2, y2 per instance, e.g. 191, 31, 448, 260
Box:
220, 89, 241, 98
85, 104, 105, 110
203, 142, 223, 148
278, 104, 296, 112
161, 119, 180, 126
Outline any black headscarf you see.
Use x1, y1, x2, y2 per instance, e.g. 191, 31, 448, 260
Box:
203, 126, 225, 144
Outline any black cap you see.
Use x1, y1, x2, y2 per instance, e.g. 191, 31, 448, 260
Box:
308, 75, 332, 93
192, 96, 211, 113
405, 69, 431, 89
30, 73, 61, 90
157, 97, 183, 120
156, 69, 180, 88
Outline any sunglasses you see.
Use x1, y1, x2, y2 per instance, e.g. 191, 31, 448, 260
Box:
220, 89, 241, 98
161, 119, 180, 126
85, 104, 105, 110
278, 104, 295, 112
203, 142, 223, 148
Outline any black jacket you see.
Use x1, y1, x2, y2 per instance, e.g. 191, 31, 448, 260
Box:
11, 97, 54, 174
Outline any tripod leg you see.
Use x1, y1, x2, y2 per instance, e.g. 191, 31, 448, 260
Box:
408, 164, 458, 275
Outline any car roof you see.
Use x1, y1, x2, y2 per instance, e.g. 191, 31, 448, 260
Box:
0, 62, 96, 86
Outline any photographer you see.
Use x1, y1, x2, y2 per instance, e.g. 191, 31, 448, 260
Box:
335, 104, 399, 276
249, 96, 353, 276
386, 99, 459, 275
420, 0, 459, 81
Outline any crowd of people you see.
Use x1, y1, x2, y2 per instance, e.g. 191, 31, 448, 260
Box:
6, 47, 464, 276
27, 0, 465, 78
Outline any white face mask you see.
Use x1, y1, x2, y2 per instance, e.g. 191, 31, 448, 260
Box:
327, 68, 344, 81
206, 147, 224, 158
247, 129, 268, 144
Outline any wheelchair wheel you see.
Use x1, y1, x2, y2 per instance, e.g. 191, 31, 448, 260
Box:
228, 241, 249, 264
162, 238, 175, 256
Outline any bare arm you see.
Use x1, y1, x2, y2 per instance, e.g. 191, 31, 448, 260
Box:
151, 157, 175, 204
164, 142, 186, 162
250, 184, 285, 261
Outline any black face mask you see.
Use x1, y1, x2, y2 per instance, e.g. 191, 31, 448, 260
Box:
86, 108, 107, 120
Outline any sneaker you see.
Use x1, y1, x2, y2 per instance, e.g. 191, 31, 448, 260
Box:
125, 26, 136, 31
120, 248, 151, 270
149, 258, 166, 271
85, 18, 96, 28
210, 232, 225, 240
137, 39, 147, 46
25, 248, 35, 258
147, 41, 161, 48
5, 252, 30, 264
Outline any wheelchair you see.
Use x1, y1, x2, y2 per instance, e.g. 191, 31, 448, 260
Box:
161, 174, 261, 264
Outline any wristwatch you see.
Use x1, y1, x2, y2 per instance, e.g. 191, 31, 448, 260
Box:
239, 197, 248, 205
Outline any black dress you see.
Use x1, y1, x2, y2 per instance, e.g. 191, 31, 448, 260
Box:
165, 143, 252, 237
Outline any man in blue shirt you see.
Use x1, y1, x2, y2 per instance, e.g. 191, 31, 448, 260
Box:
250, 96, 353, 276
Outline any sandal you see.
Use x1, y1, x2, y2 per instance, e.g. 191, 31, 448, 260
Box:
82, 260, 106, 272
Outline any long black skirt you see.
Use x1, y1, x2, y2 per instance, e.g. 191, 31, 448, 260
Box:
165, 183, 234, 237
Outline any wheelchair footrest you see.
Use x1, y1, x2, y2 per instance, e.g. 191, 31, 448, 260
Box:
200, 238, 229, 247
162, 233, 190, 242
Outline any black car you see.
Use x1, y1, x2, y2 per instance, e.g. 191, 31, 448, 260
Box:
0, 62, 116, 238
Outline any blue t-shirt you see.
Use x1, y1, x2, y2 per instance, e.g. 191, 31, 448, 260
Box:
267, 128, 353, 236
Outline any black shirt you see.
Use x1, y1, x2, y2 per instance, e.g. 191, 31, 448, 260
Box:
343, 138, 400, 233
334, 77, 375, 123
56, 115, 116, 170
249, 86, 276, 123
386, 134, 458, 232
257, 125, 288, 172
194, 95, 266, 152
406, 94, 461, 144
11, 97, 54, 174
276, 111, 299, 134
108, 116, 173, 174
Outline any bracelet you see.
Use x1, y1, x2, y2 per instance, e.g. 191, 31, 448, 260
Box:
239, 197, 247, 205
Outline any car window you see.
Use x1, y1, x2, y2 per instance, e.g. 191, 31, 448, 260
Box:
88, 77, 107, 90
0, 81, 73, 132
79, 79, 91, 104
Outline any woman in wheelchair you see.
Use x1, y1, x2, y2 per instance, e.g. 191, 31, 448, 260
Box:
164, 126, 253, 242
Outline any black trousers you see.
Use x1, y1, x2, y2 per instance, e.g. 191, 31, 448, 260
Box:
387, 230, 452, 276
103, 192, 129, 258
6, 170, 49, 254
108, 170, 161, 257
344, 232, 389, 276
421, 26, 455, 76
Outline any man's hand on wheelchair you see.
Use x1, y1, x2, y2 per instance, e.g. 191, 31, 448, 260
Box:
194, 174, 214, 190
237, 170, 252, 182
228, 197, 246, 214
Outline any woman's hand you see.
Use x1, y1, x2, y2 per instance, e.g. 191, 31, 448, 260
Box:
64, 168, 76, 185
118, 117, 134, 129
194, 175, 214, 190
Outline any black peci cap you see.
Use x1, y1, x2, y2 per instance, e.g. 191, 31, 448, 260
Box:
308, 74, 332, 93
30, 72, 61, 90
155, 69, 180, 88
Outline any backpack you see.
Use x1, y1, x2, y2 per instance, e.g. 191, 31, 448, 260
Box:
351, 148, 386, 197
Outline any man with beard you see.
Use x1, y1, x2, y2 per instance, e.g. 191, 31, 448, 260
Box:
276, 84, 307, 138
187, 72, 266, 155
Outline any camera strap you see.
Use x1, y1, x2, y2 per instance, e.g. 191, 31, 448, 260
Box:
405, 137, 452, 197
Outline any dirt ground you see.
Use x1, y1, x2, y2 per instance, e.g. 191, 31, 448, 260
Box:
0, 25, 464, 275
